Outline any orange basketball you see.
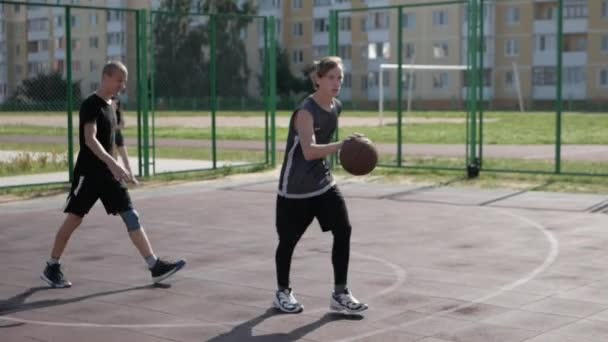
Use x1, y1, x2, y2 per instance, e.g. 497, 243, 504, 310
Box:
339, 136, 378, 176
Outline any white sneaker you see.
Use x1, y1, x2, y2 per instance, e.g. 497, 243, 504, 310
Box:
330, 288, 368, 314
273, 288, 304, 313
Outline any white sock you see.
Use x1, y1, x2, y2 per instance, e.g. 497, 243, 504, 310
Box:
145, 255, 158, 269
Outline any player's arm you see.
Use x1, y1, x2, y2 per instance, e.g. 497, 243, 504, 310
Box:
83, 122, 128, 181
294, 109, 343, 161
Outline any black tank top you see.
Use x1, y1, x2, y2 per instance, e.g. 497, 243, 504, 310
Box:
277, 95, 341, 198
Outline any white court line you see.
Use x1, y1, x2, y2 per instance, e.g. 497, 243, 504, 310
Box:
333, 208, 560, 342
0, 251, 406, 329
0, 207, 557, 341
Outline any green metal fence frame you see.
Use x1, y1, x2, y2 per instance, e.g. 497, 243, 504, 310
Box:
329, 0, 471, 172
330, 0, 608, 177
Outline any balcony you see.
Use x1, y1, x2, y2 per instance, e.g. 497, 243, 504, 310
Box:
534, 18, 587, 34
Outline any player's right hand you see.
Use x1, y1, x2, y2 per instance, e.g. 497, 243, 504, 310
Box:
109, 162, 129, 182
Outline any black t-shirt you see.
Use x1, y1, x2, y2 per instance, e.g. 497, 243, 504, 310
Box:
74, 93, 116, 175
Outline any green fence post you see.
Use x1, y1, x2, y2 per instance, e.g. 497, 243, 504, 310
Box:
135, 9, 143, 177
397, 6, 403, 167
328, 10, 338, 168
264, 17, 270, 165
210, 14, 217, 169
65, 5, 74, 182
140, 9, 150, 177
269, 16, 277, 167
477, 0, 484, 169
467, 0, 479, 178
555, 0, 563, 174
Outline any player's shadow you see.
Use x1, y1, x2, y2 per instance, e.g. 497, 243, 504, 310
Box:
205, 308, 363, 342
0, 283, 167, 317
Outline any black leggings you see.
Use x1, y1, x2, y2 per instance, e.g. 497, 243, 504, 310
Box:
275, 186, 352, 289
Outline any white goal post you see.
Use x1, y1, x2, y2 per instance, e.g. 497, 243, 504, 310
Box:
378, 63, 468, 125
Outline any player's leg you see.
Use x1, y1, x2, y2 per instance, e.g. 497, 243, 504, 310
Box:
100, 178, 185, 283
316, 186, 368, 314
42, 175, 98, 288
273, 195, 314, 313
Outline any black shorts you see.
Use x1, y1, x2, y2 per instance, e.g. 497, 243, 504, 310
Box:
115, 129, 125, 147
276, 186, 351, 236
64, 171, 133, 217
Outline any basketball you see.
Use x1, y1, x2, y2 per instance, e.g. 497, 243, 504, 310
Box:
339, 136, 378, 176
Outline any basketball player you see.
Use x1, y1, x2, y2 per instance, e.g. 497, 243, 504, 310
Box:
273, 56, 368, 314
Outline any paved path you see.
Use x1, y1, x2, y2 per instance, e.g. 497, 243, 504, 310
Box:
2, 135, 608, 162
0, 115, 483, 128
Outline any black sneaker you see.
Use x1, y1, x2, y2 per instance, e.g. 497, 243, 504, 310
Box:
150, 258, 186, 283
41, 263, 72, 288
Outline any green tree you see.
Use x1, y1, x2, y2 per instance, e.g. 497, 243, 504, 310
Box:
9, 72, 81, 107
153, 0, 256, 107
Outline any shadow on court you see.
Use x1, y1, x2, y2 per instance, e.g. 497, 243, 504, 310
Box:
206, 308, 363, 342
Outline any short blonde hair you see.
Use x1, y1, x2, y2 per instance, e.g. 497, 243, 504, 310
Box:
102, 60, 128, 77
310, 56, 343, 90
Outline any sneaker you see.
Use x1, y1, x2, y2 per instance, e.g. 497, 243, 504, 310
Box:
41, 263, 72, 288
330, 288, 368, 314
150, 258, 186, 283
272, 288, 304, 313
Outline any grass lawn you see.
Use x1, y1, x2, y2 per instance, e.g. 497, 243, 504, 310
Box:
1, 110, 607, 144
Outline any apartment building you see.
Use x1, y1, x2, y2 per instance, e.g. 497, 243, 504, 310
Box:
1, 0, 606, 107
0, 0, 148, 104
257, 0, 608, 108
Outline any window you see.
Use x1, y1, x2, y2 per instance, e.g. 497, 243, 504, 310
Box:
402, 12, 416, 30
600, 69, 608, 87
564, 35, 586, 52
533, 66, 556, 86
339, 45, 351, 60
564, 67, 585, 85
363, 11, 389, 31
432, 72, 448, 89
72, 60, 81, 73
292, 22, 303, 36
55, 37, 65, 49
432, 42, 448, 58
27, 41, 39, 53
505, 71, 514, 88
367, 42, 390, 60
70, 15, 80, 28
313, 45, 328, 59
505, 39, 519, 56
293, 0, 302, 9
603, 1, 608, 17
106, 10, 123, 22
564, 3, 588, 19
314, 0, 331, 6
89, 37, 98, 48
602, 35, 608, 53
402, 73, 415, 90
432, 10, 448, 26
536, 34, 556, 52
71, 38, 81, 51
339, 16, 351, 31
405, 43, 415, 58
361, 75, 368, 90
90, 82, 98, 93
89, 13, 98, 26
55, 15, 63, 28
90, 60, 98, 72
107, 32, 124, 46
314, 18, 328, 33
382, 70, 390, 87
342, 73, 352, 88
27, 18, 49, 31
292, 49, 303, 64
506, 7, 520, 24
